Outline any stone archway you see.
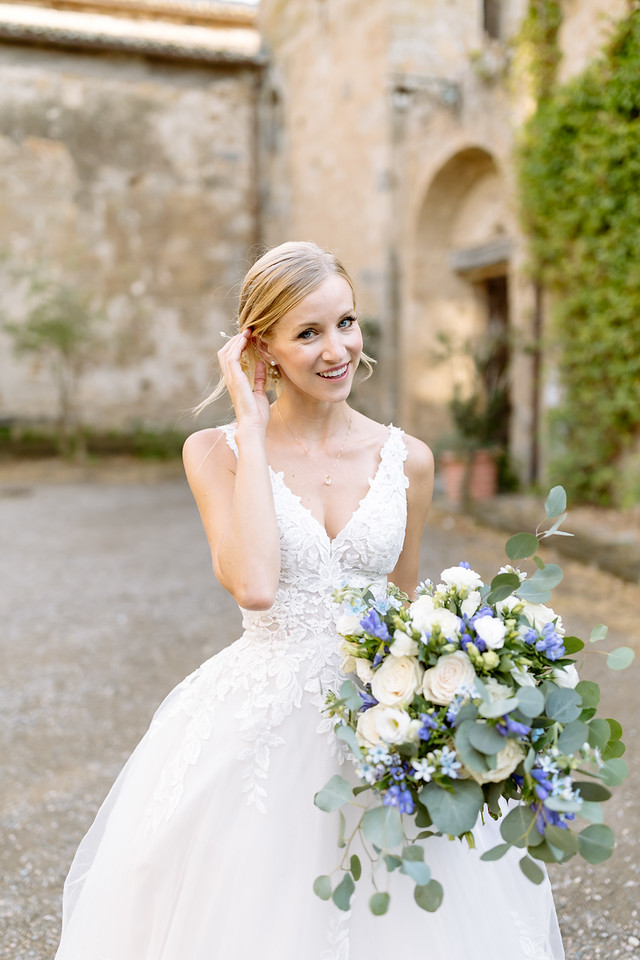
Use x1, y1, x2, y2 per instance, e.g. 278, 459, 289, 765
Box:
404, 148, 514, 457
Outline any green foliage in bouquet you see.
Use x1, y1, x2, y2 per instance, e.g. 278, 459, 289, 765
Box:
314, 487, 633, 916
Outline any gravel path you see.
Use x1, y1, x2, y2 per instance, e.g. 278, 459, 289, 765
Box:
1, 470, 638, 958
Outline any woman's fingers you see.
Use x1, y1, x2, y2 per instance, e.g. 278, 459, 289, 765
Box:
253, 358, 267, 396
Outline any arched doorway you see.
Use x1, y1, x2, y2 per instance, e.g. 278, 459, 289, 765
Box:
405, 148, 514, 475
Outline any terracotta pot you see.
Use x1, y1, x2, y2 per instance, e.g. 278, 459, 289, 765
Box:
468, 448, 498, 501
439, 451, 468, 505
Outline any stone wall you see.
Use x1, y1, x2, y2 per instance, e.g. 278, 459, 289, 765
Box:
0, 43, 259, 431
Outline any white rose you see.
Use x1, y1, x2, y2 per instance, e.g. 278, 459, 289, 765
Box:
389, 629, 420, 658
474, 615, 507, 650
522, 602, 565, 637
355, 658, 374, 685
411, 606, 462, 641
496, 595, 522, 617
466, 738, 524, 785
483, 677, 513, 702
510, 666, 536, 687
409, 595, 436, 631
440, 566, 484, 590
355, 704, 386, 747
371, 655, 424, 706
552, 664, 579, 689
422, 651, 477, 705
461, 590, 482, 618
375, 706, 415, 745
341, 654, 357, 673
336, 613, 364, 637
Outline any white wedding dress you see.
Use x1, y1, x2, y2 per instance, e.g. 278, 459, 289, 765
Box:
55, 424, 565, 960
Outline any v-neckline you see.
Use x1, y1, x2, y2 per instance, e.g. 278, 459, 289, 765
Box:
269, 427, 395, 545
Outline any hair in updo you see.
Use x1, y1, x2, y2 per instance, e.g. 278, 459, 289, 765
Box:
194, 240, 373, 415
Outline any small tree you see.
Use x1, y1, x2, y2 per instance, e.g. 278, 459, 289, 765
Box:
4, 274, 104, 456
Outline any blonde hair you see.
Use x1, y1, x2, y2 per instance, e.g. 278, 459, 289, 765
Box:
194, 240, 374, 416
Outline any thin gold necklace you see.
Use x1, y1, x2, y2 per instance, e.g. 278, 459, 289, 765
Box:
275, 404, 353, 486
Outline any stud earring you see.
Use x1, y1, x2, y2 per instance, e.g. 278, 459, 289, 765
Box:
270, 361, 276, 367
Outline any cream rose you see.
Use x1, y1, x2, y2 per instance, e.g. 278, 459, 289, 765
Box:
466, 738, 524, 785
440, 565, 484, 590
522, 602, 565, 637
355, 704, 386, 747
389, 629, 420, 658
422, 651, 477, 705
474, 615, 507, 650
371, 655, 424, 706
336, 613, 365, 637
355, 705, 421, 747
355, 657, 375, 685
411, 606, 462, 641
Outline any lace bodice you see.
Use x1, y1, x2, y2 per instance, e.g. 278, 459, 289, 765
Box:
143, 424, 409, 830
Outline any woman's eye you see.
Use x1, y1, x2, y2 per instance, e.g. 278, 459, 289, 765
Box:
298, 329, 315, 340
338, 315, 357, 328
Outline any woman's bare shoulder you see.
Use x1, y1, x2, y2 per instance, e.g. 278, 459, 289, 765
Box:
400, 431, 435, 475
182, 426, 237, 480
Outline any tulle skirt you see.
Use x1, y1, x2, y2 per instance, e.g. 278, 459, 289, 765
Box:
55, 649, 565, 960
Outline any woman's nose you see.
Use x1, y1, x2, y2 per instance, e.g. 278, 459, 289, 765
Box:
321, 329, 342, 361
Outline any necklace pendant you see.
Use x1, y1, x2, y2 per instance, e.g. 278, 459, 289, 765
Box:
324, 476, 332, 486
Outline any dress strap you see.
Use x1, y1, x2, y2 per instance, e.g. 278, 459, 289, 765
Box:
218, 422, 238, 456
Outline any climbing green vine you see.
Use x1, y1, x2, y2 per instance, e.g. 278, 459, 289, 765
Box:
518, 4, 640, 504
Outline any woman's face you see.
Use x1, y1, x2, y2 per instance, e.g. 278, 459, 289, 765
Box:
261, 274, 363, 403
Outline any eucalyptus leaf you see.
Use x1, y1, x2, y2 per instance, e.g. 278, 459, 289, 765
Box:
350, 855, 362, 881
369, 892, 390, 915
384, 854, 402, 872
572, 780, 611, 802
518, 564, 564, 603
587, 719, 611, 751
339, 679, 364, 711
454, 721, 489, 773
313, 875, 332, 900
544, 826, 579, 855
578, 801, 604, 824
606, 646, 635, 670
454, 701, 479, 726
589, 623, 608, 642
500, 805, 536, 847
486, 572, 521, 604
599, 758, 629, 787
562, 636, 585, 655
332, 873, 355, 911
478, 697, 520, 719
336, 722, 361, 757
401, 856, 432, 886
414, 802, 433, 829
545, 686, 582, 723
603, 740, 626, 760
540, 512, 570, 537
577, 824, 615, 864
519, 855, 546, 884
557, 720, 589, 754
480, 843, 511, 862
420, 780, 484, 836
314, 775, 353, 812
543, 796, 583, 813
576, 680, 600, 711
468, 721, 508, 755
338, 810, 346, 848
515, 686, 545, 719
361, 804, 404, 850
505, 533, 539, 561
606, 718, 623, 741
545, 486, 567, 519
414, 879, 444, 912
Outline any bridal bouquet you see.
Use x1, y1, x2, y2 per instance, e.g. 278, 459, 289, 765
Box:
314, 487, 633, 916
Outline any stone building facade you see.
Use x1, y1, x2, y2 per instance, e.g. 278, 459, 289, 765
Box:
0, 0, 628, 476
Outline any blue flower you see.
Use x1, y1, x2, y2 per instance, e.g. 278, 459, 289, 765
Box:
410, 757, 436, 782
535, 623, 565, 660
390, 765, 406, 782
418, 713, 439, 741
459, 561, 471, 569
497, 716, 532, 737
532, 802, 576, 835
355, 762, 378, 785
359, 610, 391, 641
358, 690, 378, 712
383, 784, 415, 814
438, 746, 462, 779
367, 744, 391, 764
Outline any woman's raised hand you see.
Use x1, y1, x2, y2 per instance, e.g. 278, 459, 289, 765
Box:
217, 330, 271, 432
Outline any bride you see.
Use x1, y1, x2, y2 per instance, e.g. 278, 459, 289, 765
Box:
54, 241, 564, 959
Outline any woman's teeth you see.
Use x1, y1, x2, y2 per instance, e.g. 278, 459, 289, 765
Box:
318, 364, 348, 379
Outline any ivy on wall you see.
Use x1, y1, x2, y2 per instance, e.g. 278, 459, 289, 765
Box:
518, 3, 640, 504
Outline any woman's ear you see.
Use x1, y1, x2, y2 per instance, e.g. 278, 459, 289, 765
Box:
254, 335, 277, 367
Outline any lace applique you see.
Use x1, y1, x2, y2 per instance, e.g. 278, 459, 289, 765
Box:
143, 424, 408, 831
321, 911, 351, 960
